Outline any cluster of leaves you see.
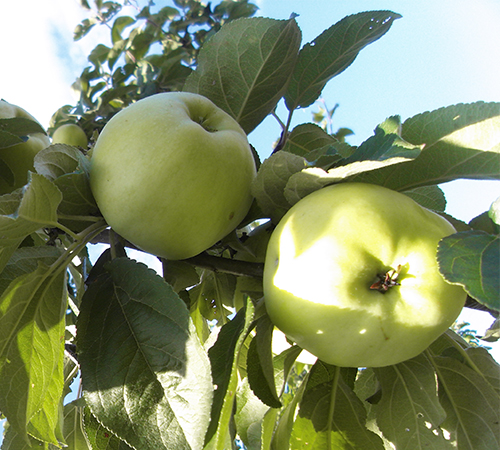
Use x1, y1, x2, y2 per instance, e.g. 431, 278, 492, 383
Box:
50, 0, 258, 135
1, 1, 499, 449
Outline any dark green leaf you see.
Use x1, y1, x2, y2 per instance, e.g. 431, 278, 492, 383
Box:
77, 257, 212, 450
283, 123, 339, 157
284, 124, 422, 205
285, 11, 401, 110
469, 211, 499, 234
403, 185, 447, 211
0, 130, 25, 149
437, 230, 499, 311
0, 117, 46, 138
251, 151, 307, 222
205, 299, 255, 448
111, 16, 135, 44
247, 315, 281, 408
184, 17, 301, 134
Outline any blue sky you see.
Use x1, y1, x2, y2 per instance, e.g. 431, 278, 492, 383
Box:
0, 3, 498, 440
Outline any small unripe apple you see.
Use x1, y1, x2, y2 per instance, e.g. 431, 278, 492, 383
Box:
52, 123, 88, 148
0, 100, 50, 194
264, 182, 467, 368
90, 92, 256, 260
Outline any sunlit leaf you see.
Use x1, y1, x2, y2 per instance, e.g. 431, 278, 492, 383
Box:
77, 257, 213, 450
374, 353, 452, 449
432, 355, 500, 450
0, 248, 66, 446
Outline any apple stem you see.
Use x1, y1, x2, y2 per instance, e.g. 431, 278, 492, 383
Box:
370, 264, 402, 293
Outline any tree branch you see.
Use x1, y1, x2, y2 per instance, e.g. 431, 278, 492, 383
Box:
89, 228, 264, 278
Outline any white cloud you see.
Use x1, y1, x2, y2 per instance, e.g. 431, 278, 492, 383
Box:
0, 0, 106, 128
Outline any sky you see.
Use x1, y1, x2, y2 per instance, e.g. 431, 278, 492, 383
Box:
0, 0, 498, 424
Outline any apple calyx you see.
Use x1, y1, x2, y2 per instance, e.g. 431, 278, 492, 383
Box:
370, 264, 402, 293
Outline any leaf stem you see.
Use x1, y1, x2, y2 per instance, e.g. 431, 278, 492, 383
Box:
327, 366, 341, 450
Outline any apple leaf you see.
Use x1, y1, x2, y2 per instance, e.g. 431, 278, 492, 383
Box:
0, 117, 46, 140
291, 363, 385, 449
77, 256, 213, 450
285, 11, 401, 111
0, 247, 66, 446
437, 230, 500, 312
17, 173, 62, 227
431, 355, 500, 450
34, 143, 90, 180
246, 315, 281, 408
469, 211, 499, 234
61, 400, 92, 450
251, 151, 307, 222
162, 259, 200, 293
0, 130, 26, 149
234, 376, 270, 450
403, 185, 447, 211
83, 405, 134, 450
34, 144, 99, 231
374, 353, 452, 449
0, 176, 62, 273
283, 125, 422, 205
351, 102, 500, 190
205, 299, 255, 449
465, 346, 500, 395
282, 123, 340, 156
183, 17, 302, 134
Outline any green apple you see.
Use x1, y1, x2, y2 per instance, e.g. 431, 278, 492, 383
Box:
263, 182, 467, 368
0, 100, 50, 194
90, 92, 256, 260
52, 123, 88, 148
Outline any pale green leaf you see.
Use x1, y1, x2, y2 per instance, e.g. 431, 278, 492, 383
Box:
291, 363, 384, 449
61, 401, 92, 450
0, 252, 66, 446
432, 355, 500, 450
352, 102, 500, 190
374, 353, 453, 450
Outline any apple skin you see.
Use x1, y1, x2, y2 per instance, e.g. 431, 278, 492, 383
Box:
52, 123, 88, 148
0, 100, 50, 194
263, 182, 467, 368
90, 92, 256, 260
